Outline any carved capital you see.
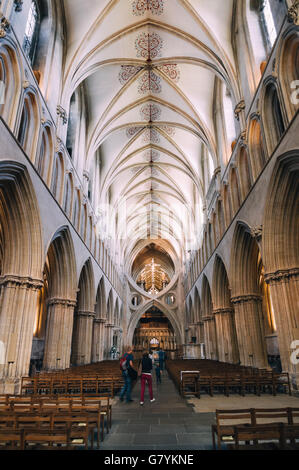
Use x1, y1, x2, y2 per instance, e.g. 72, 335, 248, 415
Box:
231, 294, 262, 304
0, 275, 43, 290
250, 224, 263, 241
213, 307, 234, 315
288, 1, 299, 25
14, 1, 23, 12
240, 130, 247, 146
47, 297, 77, 308
0, 14, 10, 37
76, 310, 95, 318
264, 267, 299, 284
56, 105, 68, 125
234, 99, 245, 121
55, 137, 63, 153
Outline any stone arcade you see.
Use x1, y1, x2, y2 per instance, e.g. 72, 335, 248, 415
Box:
0, 0, 298, 417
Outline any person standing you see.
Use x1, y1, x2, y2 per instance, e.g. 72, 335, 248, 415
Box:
153, 349, 161, 384
158, 347, 165, 371
139, 351, 155, 405
119, 346, 134, 403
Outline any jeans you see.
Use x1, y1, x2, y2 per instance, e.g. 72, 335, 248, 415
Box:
120, 370, 132, 402
155, 366, 161, 383
140, 373, 153, 401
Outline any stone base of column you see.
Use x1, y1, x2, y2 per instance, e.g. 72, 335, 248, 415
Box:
0, 377, 21, 395
183, 343, 203, 359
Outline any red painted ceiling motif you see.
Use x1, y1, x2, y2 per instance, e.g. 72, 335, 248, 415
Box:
142, 128, 160, 144
131, 0, 165, 16
126, 126, 142, 138
138, 70, 162, 94
157, 63, 180, 83
140, 103, 161, 121
135, 32, 163, 60
119, 65, 143, 85
143, 149, 160, 162
159, 125, 176, 136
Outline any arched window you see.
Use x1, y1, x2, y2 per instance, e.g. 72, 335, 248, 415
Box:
263, 81, 285, 154
17, 92, 39, 160
222, 85, 237, 159
51, 153, 64, 202
23, 1, 40, 64
259, 0, 277, 50
37, 126, 53, 183
66, 92, 78, 159
72, 190, 80, 229
63, 173, 73, 216
80, 205, 87, 240
17, 101, 29, 147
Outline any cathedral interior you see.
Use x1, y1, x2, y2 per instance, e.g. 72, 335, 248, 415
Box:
0, 0, 298, 452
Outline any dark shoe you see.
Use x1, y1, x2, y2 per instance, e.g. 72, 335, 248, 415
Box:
120, 396, 124, 402
126, 399, 134, 403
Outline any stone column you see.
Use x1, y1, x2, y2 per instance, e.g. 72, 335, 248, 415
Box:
264, 268, 299, 389
0, 275, 43, 394
92, 318, 106, 363
214, 308, 239, 364
231, 294, 268, 368
72, 311, 95, 365
105, 323, 114, 359
203, 316, 218, 360
43, 297, 77, 370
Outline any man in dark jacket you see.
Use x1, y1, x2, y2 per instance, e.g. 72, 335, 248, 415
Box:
120, 346, 134, 403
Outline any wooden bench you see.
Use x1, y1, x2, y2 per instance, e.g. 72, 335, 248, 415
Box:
212, 407, 299, 449
231, 422, 299, 450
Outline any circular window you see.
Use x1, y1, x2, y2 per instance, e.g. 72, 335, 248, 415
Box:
131, 294, 141, 307
165, 293, 175, 305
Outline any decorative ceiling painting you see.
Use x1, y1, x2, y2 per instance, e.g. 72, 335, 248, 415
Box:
62, 0, 238, 257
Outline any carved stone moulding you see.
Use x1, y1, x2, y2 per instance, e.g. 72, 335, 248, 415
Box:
264, 267, 299, 284
213, 307, 234, 315
0, 274, 43, 290
234, 99, 245, 121
47, 297, 77, 308
231, 294, 262, 304
287, 1, 299, 25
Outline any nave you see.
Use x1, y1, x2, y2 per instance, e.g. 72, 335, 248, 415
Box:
1, 359, 299, 451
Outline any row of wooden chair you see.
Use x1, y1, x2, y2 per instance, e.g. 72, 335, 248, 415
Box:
0, 395, 112, 450
21, 361, 125, 397
166, 360, 291, 398
211, 407, 299, 450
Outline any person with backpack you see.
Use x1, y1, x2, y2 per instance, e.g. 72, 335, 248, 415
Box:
153, 349, 161, 384
139, 351, 155, 406
158, 347, 165, 371
119, 346, 134, 403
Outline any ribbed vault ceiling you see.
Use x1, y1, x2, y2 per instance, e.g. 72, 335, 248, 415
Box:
62, 0, 238, 264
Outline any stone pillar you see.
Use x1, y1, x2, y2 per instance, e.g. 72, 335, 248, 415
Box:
265, 268, 299, 390
92, 318, 106, 363
214, 308, 239, 364
231, 294, 268, 368
0, 275, 43, 394
43, 297, 77, 370
203, 316, 218, 360
72, 311, 95, 365
105, 323, 114, 359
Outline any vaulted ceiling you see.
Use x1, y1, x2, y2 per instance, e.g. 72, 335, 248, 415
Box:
62, 0, 239, 266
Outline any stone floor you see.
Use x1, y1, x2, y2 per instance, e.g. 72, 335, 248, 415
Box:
97, 372, 299, 451
99, 371, 216, 450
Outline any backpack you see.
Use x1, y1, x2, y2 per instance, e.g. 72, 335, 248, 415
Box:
120, 353, 129, 371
